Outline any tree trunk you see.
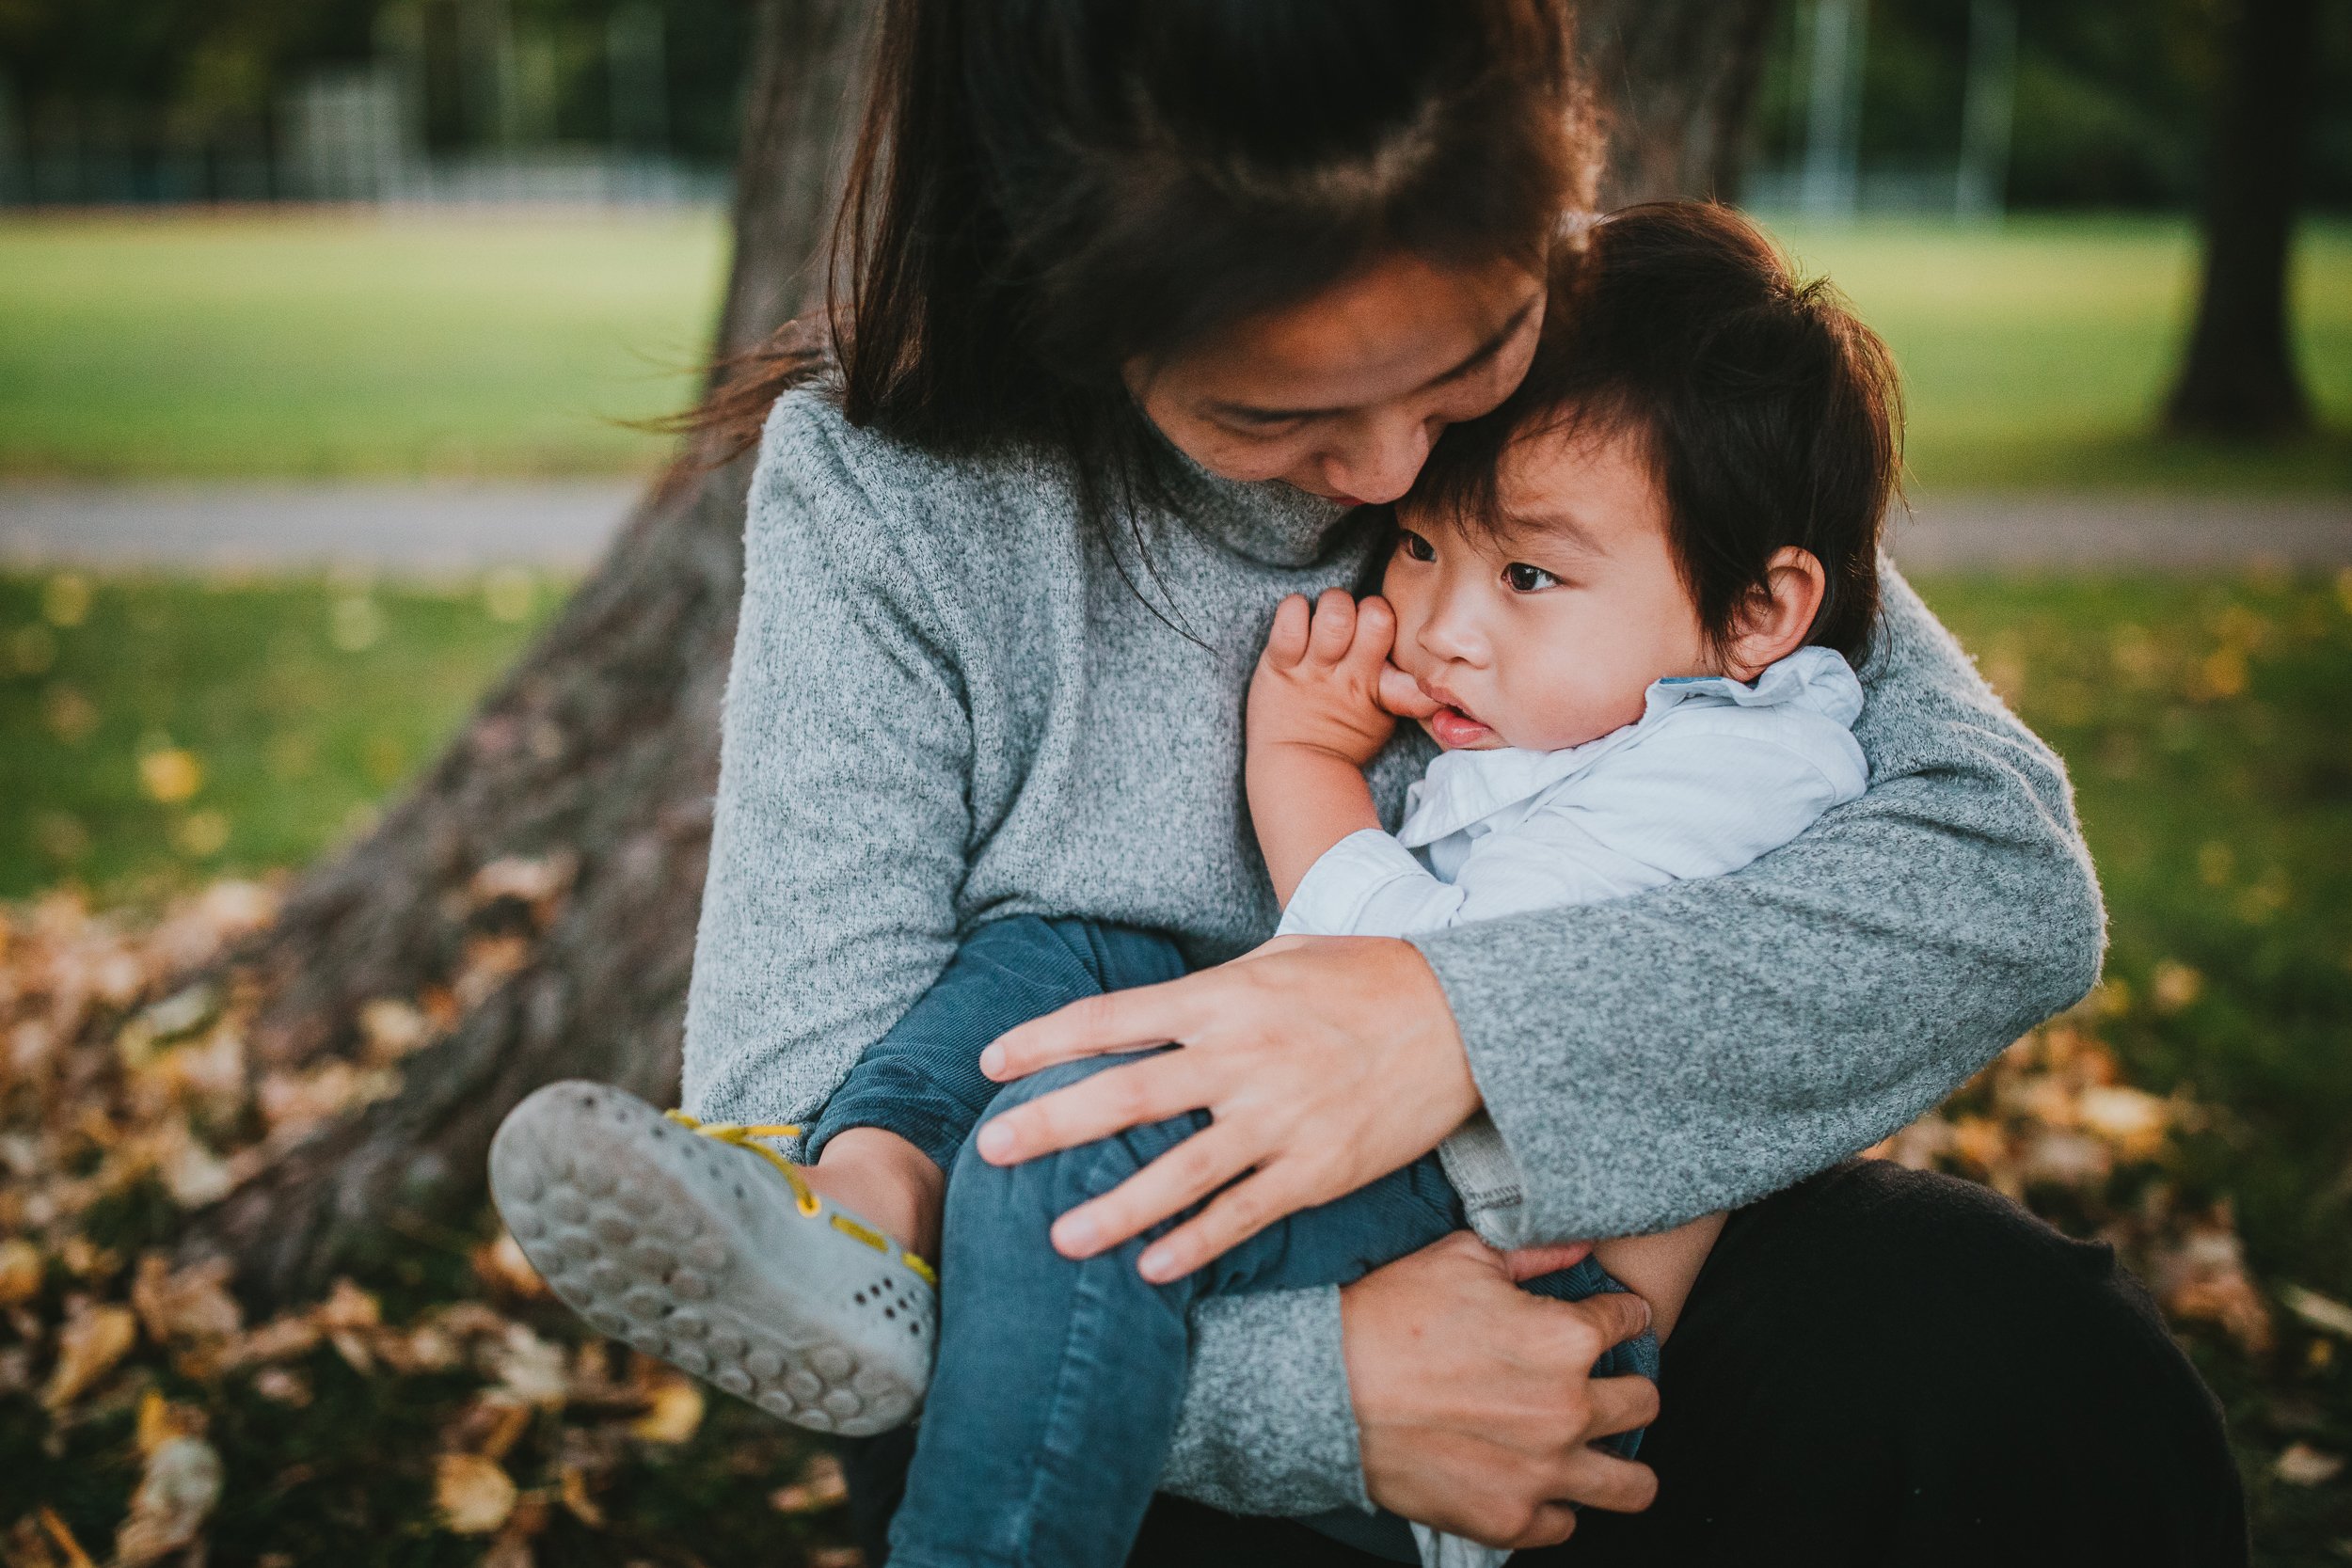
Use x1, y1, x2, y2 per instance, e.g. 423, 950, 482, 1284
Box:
186, 0, 879, 1301
2164, 0, 2318, 437
1578, 0, 1786, 207
188, 0, 1782, 1306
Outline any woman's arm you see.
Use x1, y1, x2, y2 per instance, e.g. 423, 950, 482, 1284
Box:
1413, 569, 2106, 1243
980, 566, 2102, 1266
679, 395, 975, 1130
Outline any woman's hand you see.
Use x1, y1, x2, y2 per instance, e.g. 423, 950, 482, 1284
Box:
975, 935, 1480, 1280
1346, 1233, 1661, 1548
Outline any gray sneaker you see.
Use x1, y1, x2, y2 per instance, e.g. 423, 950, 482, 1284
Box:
488, 1080, 935, 1435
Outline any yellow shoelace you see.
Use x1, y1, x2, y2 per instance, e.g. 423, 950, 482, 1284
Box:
662, 1110, 936, 1286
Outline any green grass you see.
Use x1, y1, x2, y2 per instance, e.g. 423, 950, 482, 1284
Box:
1, 209, 2347, 487
1, 566, 2348, 1557
0, 569, 554, 899
1767, 214, 2352, 492
0, 210, 726, 480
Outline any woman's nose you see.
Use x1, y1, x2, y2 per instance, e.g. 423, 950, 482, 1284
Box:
1318, 410, 1434, 507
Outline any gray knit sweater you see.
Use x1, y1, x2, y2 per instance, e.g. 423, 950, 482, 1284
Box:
681, 388, 2105, 1516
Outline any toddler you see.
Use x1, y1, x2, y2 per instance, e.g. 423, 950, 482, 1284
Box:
492, 200, 1899, 1568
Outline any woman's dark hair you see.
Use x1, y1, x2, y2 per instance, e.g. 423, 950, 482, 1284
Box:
694, 0, 1593, 485
1408, 201, 1901, 665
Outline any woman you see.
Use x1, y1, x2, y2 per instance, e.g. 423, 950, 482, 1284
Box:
600, 0, 2245, 1559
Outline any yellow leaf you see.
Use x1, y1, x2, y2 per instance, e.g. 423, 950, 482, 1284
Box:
41, 573, 90, 628
42, 1301, 137, 1410
138, 748, 203, 805
434, 1453, 518, 1535
630, 1374, 705, 1444
38, 1506, 97, 1568
0, 1238, 43, 1307
559, 1463, 605, 1528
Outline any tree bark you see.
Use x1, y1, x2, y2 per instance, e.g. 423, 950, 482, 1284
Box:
2165, 0, 2318, 437
185, 0, 879, 1301
187, 0, 1783, 1305
1578, 0, 1786, 207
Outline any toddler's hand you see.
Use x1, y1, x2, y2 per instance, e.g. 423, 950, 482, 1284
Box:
1248, 590, 1397, 768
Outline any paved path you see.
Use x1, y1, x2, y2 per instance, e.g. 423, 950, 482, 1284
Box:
2, 482, 2346, 573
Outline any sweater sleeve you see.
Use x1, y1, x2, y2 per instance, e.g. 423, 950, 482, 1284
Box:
680, 398, 975, 1130
687, 398, 1369, 1517
1409, 567, 2106, 1243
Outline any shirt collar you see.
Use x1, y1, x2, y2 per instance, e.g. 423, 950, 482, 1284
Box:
1396, 647, 1862, 848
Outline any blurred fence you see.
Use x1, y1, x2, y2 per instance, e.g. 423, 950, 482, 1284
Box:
0, 67, 723, 207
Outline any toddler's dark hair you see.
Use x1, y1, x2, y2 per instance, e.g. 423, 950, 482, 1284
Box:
1408, 200, 1900, 665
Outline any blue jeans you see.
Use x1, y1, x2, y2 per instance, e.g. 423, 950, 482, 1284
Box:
812, 915, 1658, 1568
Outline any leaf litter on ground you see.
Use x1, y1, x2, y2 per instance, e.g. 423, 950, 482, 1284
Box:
0, 875, 2336, 1563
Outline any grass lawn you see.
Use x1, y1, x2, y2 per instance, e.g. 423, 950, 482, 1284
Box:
3, 566, 2350, 1558
0, 210, 725, 480
1769, 214, 2352, 492
1, 209, 2348, 489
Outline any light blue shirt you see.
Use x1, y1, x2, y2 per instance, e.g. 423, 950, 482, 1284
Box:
1279, 646, 1869, 941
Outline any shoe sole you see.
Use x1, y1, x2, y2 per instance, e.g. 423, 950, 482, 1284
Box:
489, 1080, 933, 1436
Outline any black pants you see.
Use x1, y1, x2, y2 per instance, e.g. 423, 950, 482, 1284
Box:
844, 1160, 2249, 1566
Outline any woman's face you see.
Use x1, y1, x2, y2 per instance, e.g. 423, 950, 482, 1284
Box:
1126, 251, 1545, 507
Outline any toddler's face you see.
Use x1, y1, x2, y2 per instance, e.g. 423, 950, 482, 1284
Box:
1382, 421, 1713, 752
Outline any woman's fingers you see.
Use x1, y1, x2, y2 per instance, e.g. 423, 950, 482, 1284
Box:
981, 976, 1205, 1080
1552, 1289, 1655, 1370
1582, 1366, 1663, 1441
1544, 1442, 1661, 1515
1502, 1241, 1596, 1281
1134, 1162, 1315, 1280
976, 1049, 1212, 1165
1048, 1119, 1254, 1261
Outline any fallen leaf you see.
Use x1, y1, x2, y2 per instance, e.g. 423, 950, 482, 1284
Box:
434, 1452, 519, 1535
2281, 1285, 2352, 1340
131, 1255, 242, 1348
217, 1313, 322, 1370
134, 1388, 207, 1457
113, 1434, 223, 1566
2276, 1443, 2344, 1487
630, 1374, 705, 1444
488, 1323, 568, 1408
0, 1238, 42, 1306
559, 1462, 606, 1528
358, 998, 433, 1064
771, 1453, 849, 1514
472, 1229, 550, 1302
38, 1506, 96, 1568
41, 1300, 136, 1410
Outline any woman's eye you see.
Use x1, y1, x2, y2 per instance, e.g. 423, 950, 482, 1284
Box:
1398, 531, 1437, 562
1504, 562, 1559, 593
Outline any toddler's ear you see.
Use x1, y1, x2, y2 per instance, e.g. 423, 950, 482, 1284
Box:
1724, 546, 1827, 680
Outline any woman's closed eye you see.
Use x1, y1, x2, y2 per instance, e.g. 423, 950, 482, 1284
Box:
1503, 562, 1559, 592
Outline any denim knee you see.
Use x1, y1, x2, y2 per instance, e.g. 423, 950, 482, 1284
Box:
944, 1052, 1204, 1244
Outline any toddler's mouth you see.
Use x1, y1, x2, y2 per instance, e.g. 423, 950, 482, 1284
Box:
1420, 687, 1497, 749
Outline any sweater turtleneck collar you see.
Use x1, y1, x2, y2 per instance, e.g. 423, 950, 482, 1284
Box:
1143, 421, 1359, 569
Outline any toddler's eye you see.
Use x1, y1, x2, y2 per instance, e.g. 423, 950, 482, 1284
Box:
1504, 562, 1558, 593
1397, 531, 1437, 563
